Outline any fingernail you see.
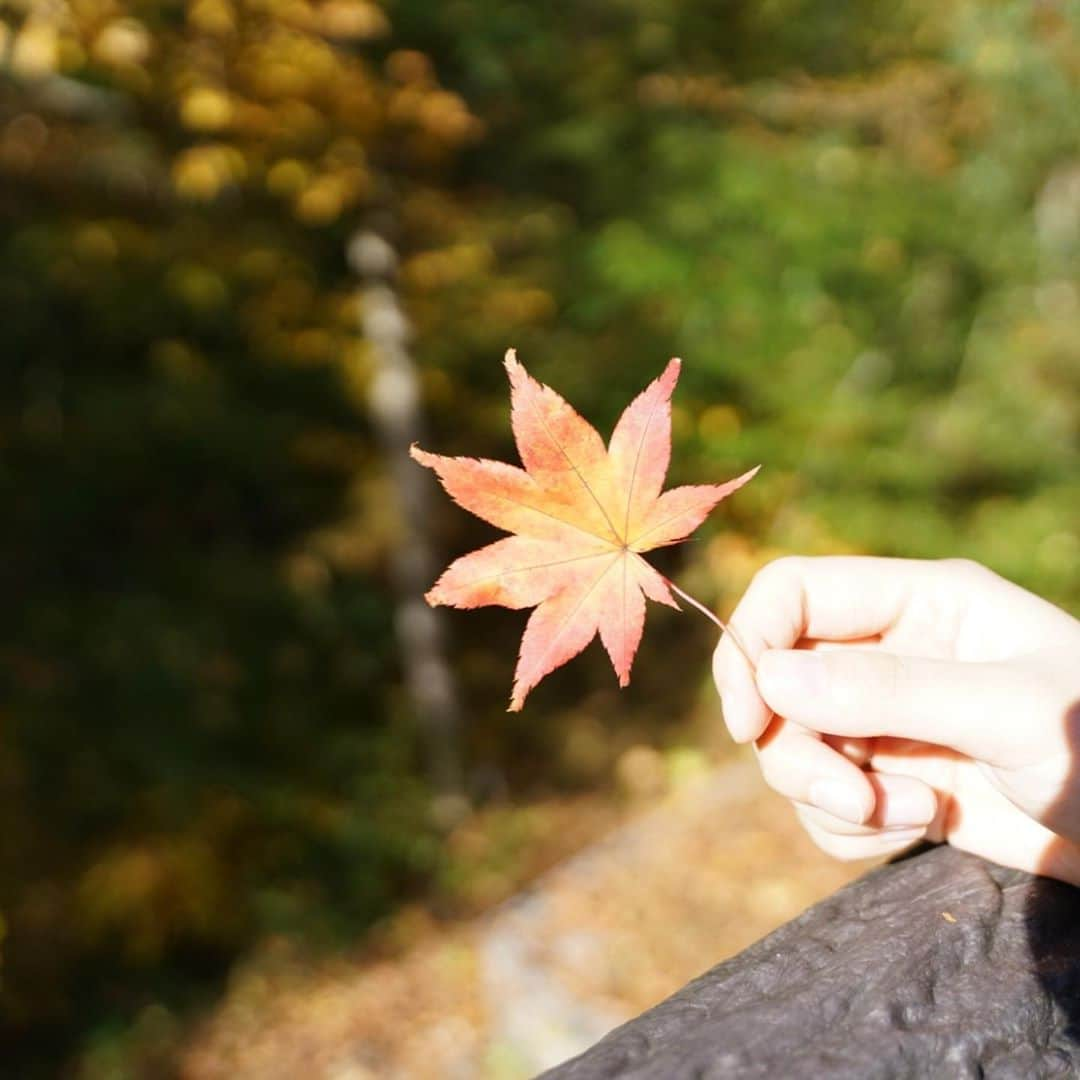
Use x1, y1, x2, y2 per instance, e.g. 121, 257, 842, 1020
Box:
809, 778, 868, 824
758, 650, 827, 702
880, 787, 937, 829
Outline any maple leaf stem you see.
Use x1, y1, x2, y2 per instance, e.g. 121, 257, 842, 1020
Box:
663, 577, 754, 668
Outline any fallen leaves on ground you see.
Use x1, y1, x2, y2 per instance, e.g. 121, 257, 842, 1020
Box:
179, 759, 874, 1079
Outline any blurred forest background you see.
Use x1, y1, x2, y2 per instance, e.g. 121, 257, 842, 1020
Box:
1, 0, 1078, 1075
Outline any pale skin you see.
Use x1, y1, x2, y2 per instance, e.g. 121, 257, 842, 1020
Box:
712, 556, 1080, 885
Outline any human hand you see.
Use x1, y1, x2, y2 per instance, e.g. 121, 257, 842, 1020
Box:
712, 557, 1080, 884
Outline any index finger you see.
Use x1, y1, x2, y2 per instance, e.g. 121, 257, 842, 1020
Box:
713, 555, 953, 743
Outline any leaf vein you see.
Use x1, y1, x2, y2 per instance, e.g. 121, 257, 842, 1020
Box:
526, 398, 622, 543
621, 388, 666, 540
525, 553, 621, 679
480, 486, 620, 547
629, 494, 719, 548
455, 550, 614, 588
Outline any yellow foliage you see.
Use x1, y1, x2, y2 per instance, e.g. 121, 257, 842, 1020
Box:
402, 243, 494, 291
77, 840, 226, 963
92, 18, 152, 68
150, 340, 213, 383
974, 37, 1020, 77
57, 36, 87, 72
236, 246, 285, 280
416, 89, 479, 143
704, 533, 775, 595
325, 135, 367, 166
181, 87, 236, 132
862, 235, 906, 274
297, 166, 369, 224
482, 285, 556, 325
188, 0, 238, 36
294, 176, 345, 223
670, 403, 693, 441
261, 277, 317, 321
165, 263, 229, 311
171, 144, 246, 200
276, 99, 327, 141
697, 404, 741, 442
73, 223, 120, 263
266, 157, 310, 196
12, 20, 60, 76
282, 550, 332, 594
0, 113, 49, 173
318, 0, 389, 41
290, 327, 336, 363
386, 49, 434, 86
338, 339, 372, 405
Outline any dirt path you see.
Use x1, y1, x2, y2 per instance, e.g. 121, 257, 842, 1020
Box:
181, 758, 870, 1079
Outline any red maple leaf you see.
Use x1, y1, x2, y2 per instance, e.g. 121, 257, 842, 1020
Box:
412, 351, 758, 710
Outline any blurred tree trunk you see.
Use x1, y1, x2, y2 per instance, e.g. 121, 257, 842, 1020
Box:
348, 228, 468, 824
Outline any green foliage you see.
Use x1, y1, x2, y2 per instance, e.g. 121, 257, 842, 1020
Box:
0, 202, 436, 1071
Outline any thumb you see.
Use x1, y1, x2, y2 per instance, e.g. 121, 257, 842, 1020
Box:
755, 648, 1041, 766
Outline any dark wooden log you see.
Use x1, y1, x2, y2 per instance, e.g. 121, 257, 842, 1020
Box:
542, 844, 1080, 1079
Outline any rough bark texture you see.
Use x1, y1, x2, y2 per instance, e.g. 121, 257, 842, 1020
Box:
542, 844, 1080, 1079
